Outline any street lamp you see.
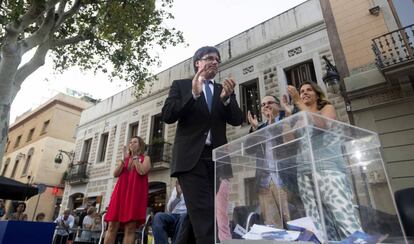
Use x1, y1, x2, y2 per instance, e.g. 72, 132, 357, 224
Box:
322, 55, 355, 124
322, 55, 342, 94
54, 150, 75, 164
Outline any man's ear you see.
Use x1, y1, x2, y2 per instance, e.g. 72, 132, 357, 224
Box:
195, 60, 201, 69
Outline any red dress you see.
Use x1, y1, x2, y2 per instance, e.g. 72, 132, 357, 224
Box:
105, 154, 148, 226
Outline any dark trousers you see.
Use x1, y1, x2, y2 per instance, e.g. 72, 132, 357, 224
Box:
152, 212, 186, 244
177, 146, 214, 244
53, 234, 68, 244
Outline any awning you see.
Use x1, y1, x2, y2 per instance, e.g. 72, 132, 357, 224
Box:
0, 176, 39, 200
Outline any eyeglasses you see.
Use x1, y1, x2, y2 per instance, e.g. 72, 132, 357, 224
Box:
200, 56, 221, 64
261, 101, 279, 107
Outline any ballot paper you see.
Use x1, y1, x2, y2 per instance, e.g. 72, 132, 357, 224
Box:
242, 224, 301, 241
287, 217, 324, 243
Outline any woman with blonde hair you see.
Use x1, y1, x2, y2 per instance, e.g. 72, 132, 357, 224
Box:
104, 136, 151, 244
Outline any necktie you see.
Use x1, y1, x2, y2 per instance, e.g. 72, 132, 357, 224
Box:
204, 80, 213, 112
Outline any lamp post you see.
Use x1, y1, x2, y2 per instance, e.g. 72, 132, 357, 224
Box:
322, 55, 342, 94
322, 55, 354, 125
54, 150, 75, 164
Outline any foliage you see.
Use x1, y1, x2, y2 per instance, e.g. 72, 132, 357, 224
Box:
0, 0, 185, 96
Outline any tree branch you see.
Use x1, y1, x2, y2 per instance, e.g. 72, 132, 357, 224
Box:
55, 0, 81, 28
45, 0, 61, 9
52, 33, 90, 47
54, 0, 68, 26
17, 0, 46, 31
19, 8, 55, 54
56, 0, 68, 17
13, 41, 51, 98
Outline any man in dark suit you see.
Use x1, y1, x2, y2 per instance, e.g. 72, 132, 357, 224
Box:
162, 46, 244, 244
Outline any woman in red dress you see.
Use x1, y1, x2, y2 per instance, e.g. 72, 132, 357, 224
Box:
104, 136, 151, 244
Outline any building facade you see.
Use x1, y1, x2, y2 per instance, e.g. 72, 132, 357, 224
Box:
1, 93, 91, 221
61, 0, 350, 214
321, 0, 414, 194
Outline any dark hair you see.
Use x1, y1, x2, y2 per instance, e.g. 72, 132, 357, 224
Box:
15, 202, 26, 212
299, 81, 331, 110
36, 212, 45, 221
264, 95, 280, 104
192, 46, 221, 73
128, 136, 146, 155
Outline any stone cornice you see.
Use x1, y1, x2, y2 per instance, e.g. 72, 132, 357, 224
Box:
219, 20, 326, 70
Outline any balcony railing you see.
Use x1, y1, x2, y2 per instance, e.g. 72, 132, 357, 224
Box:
64, 161, 89, 185
147, 142, 172, 170
372, 24, 414, 69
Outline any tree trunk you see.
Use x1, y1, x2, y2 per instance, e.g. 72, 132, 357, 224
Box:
0, 102, 11, 166
0, 41, 22, 164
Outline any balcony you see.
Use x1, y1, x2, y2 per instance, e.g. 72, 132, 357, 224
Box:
64, 162, 89, 185
147, 142, 172, 170
372, 24, 414, 75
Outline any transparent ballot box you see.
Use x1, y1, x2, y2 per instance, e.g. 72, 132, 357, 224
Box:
213, 112, 407, 243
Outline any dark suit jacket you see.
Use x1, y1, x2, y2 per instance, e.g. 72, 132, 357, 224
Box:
162, 79, 244, 177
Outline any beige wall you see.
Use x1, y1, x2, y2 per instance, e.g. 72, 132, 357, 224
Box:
1, 138, 74, 185
1, 93, 91, 221
330, 0, 388, 70
6, 100, 89, 156
353, 97, 414, 193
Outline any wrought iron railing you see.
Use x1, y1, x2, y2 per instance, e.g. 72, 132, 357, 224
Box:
64, 161, 89, 184
372, 24, 414, 69
147, 142, 172, 164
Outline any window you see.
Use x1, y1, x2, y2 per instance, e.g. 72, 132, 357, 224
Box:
245, 177, 258, 206
389, 0, 414, 50
129, 122, 139, 141
27, 128, 35, 141
1, 158, 10, 176
150, 114, 164, 144
390, 0, 414, 27
81, 139, 92, 162
5, 139, 10, 153
10, 159, 20, 178
41, 120, 50, 134
14, 135, 22, 148
240, 79, 261, 123
285, 60, 317, 89
97, 133, 109, 163
21, 148, 34, 176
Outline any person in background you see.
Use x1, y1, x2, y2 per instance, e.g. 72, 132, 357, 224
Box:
54, 209, 75, 244
283, 81, 362, 240
247, 95, 291, 228
162, 46, 244, 244
80, 206, 96, 241
90, 214, 103, 244
104, 136, 151, 244
7, 201, 28, 221
78, 203, 91, 228
36, 212, 46, 221
0, 200, 6, 218
152, 180, 187, 244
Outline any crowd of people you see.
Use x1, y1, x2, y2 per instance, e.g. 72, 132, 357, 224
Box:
53, 207, 103, 244
1, 46, 361, 244
0, 200, 46, 222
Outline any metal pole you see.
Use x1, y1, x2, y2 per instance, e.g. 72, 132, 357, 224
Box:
32, 192, 42, 221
